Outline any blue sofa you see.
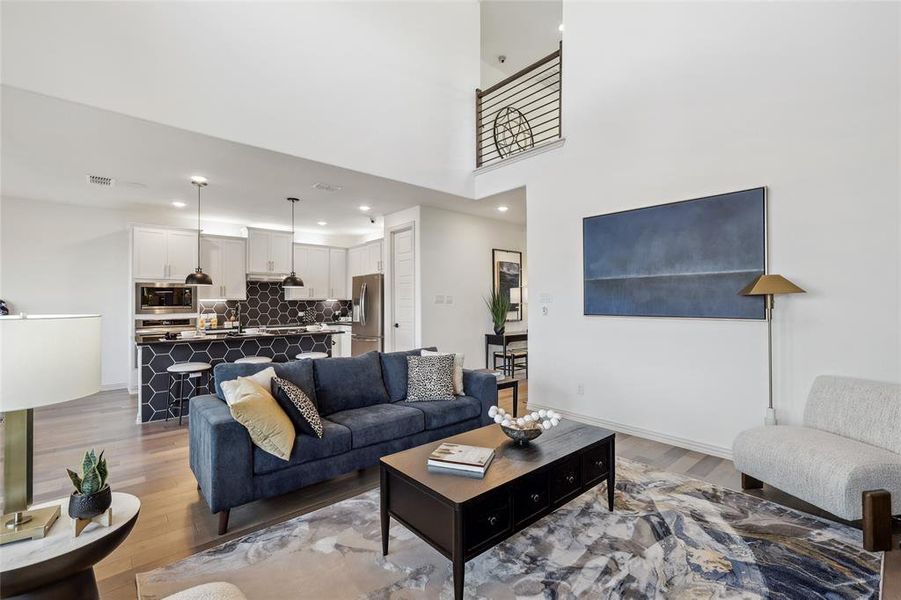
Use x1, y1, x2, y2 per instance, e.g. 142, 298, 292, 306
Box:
189, 349, 498, 533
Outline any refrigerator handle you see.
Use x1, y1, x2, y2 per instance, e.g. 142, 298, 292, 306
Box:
360, 282, 367, 328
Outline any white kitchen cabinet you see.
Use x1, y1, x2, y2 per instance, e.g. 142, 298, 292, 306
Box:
331, 325, 353, 357
305, 246, 330, 299
199, 235, 247, 300
284, 245, 309, 301
133, 226, 198, 281
328, 248, 347, 299
366, 241, 383, 274
246, 228, 294, 275
347, 246, 366, 279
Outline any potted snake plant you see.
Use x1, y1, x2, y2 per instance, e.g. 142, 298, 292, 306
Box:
484, 289, 511, 335
67, 449, 111, 519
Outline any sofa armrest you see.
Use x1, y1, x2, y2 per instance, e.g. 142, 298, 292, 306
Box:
463, 370, 498, 426
189, 395, 254, 513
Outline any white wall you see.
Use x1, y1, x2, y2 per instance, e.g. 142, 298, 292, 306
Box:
1, 1, 479, 197
419, 206, 526, 369
475, 2, 900, 457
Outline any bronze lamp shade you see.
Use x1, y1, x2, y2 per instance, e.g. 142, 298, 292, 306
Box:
739, 274, 805, 297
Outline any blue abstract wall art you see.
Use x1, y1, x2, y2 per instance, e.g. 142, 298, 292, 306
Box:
583, 188, 767, 320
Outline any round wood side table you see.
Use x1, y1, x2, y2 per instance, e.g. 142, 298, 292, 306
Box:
0, 492, 140, 599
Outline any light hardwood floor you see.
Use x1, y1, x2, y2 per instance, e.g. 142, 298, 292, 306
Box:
1, 383, 897, 599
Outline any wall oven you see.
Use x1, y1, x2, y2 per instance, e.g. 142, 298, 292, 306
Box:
135, 283, 197, 314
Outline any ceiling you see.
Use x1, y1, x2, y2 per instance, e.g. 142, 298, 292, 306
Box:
1, 87, 525, 238
480, 0, 563, 88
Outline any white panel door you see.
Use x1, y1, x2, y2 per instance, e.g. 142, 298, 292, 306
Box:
391, 229, 415, 351
329, 248, 347, 299
133, 227, 167, 280
198, 237, 223, 300
269, 232, 294, 275
246, 230, 271, 273
222, 238, 247, 300
306, 246, 330, 299
285, 245, 309, 300
166, 230, 198, 282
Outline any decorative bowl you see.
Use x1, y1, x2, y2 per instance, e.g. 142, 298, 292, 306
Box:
500, 423, 543, 446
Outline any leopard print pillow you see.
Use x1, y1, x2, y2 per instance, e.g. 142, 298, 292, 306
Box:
406, 354, 456, 401
271, 376, 323, 438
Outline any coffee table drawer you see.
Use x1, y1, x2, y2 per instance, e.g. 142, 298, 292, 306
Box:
582, 443, 610, 487
550, 456, 581, 503
513, 472, 548, 525
464, 491, 511, 554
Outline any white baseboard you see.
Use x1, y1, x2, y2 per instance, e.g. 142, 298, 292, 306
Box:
100, 382, 128, 391
526, 402, 733, 461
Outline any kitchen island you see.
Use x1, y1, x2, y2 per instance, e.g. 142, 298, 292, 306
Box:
135, 329, 344, 423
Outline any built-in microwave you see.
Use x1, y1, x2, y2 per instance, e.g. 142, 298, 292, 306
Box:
135, 283, 197, 314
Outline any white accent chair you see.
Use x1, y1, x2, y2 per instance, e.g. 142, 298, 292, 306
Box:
733, 375, 900, 551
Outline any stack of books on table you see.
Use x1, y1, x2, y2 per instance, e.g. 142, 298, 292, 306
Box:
427, 443, 495, 478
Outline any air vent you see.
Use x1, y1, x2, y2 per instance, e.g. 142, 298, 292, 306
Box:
312, 182, 342, 192
86, 174, 116, 187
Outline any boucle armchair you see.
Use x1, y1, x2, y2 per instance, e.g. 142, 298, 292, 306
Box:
733, 375, 900, 551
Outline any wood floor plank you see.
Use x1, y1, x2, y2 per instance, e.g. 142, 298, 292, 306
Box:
1, 382, 895, 599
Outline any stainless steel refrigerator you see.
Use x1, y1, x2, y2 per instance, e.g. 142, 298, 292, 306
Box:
351, 273, 384, 356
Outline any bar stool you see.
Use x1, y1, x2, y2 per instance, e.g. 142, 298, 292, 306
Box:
295, 352, 328, 360
235, 356, 272, 364
166, 362, 212, 425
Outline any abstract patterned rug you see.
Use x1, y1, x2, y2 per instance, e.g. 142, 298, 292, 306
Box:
136, 458, 881, 599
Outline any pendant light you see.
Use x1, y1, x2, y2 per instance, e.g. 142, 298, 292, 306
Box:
185, 176, 213, 286
282, 197, 305, 288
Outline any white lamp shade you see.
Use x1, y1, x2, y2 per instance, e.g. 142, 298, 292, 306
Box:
0, 314, 101, 411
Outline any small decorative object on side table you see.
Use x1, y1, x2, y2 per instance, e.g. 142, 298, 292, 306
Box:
66, 449, 113, 537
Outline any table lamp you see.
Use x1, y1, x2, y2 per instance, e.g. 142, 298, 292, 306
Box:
739, 275, 805, 426
0, 314, 101, 544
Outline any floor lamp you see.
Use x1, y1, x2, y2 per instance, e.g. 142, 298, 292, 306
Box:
0, 314, 101, 544
739, 275, 805, 426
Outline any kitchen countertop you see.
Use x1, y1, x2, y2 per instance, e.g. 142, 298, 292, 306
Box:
136, 328, 347, 346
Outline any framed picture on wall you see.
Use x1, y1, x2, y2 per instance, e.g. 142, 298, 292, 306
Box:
492, 249, 522, 322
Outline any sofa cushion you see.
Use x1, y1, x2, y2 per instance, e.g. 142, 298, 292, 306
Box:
227, 378, 295, 460
397, 396, 482, 430
253, 419, 352, 475
313, 352, 389, 415
380, 347, 438, 401
405, 354, 456, 401
271, 377, 322, 438
733, 425, 901, 520
327, 403, 424, 448
214, 361, 317, 408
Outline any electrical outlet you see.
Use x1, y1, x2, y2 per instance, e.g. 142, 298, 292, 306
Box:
576, 383, 584, 395
434, 295, 445, 304
445, 295, 454, 304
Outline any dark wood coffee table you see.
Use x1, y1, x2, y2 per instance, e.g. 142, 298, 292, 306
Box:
380, 420, 615, 599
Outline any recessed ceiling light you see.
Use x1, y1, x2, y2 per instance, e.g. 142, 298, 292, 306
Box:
497, 206, 509, 212
190, 175, 208, 186
317, 221, 328, 226
172, 201, 187, 208
558, 23, 564, 32
359, 205, 371, 212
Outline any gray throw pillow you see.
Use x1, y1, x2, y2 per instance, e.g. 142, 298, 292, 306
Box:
406, 354, 456, 401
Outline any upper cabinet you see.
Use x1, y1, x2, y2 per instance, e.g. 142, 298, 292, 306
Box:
348, 240, 383, 279
285, 245, 349, 300
133, 226, 198, 281
199, 235, 247, 300
246, 228, 293, 275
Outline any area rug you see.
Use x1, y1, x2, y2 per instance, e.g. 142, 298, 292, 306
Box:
136, 458, 881, 599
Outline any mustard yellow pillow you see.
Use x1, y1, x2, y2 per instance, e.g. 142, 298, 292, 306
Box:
227, 378, 295, 460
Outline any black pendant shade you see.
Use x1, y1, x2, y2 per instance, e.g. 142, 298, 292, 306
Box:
282, 197, 305, 288
186, 176, 213, 286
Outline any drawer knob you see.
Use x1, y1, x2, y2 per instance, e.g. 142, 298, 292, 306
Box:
566, 474, 575, 484
595, 459, 605, 468
487, 516, 498, 527
531, 493, 541, 503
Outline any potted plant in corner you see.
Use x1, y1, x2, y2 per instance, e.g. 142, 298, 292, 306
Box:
484, 289, 511, 335
67, 449, 111, 520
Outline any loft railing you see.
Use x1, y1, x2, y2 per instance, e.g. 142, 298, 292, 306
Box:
476, 42, 562, 168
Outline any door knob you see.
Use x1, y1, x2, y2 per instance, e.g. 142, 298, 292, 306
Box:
394, 323, 399, 328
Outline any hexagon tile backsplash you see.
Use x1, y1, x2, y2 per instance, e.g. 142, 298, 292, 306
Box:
200, 281, 351, 327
